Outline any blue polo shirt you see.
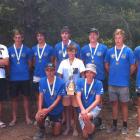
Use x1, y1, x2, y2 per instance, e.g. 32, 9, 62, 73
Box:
54, 40, 80, 70
105, 46, 135, 86
76, 78, 103, 109
134, 46, 140, 87
32, 44, 54, 78
39, 76, 66, 115
81, 43, 107, 81
8, 45, 33, 81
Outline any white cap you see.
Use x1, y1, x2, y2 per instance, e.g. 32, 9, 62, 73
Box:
85, 63, 97, 74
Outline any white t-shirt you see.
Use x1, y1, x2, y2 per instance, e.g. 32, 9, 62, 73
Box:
57, 58, 85, 83
0, 44, 9, 78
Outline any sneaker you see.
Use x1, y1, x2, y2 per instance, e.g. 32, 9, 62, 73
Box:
107, 125, 117, 133
135, 127, 140, 137
33, 128, 46, 140
121, 127, 128, 135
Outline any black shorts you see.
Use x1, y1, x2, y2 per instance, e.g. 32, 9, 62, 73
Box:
47, 113, 62, 123
0, 78, 7, 101
9, 80, 31, 98
32, 82, 39, 93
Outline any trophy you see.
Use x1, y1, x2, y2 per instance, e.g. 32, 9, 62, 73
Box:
66, 76, 75, 96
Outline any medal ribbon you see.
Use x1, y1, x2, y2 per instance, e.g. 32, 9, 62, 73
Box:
62, 40, 71, 58
37, 43, 46, 60
47, 76, 56, 96
115, 44, 125, 62
89, 42, 99, 60
84, 79, 94, 100
14, 44, 23, 62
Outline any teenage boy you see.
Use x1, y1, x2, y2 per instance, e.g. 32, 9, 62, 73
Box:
105, 29, 135, 134
57, 44, 85, 136
8, 29, 32, 126
76, 63, 103, 140
55, 26, 80, 70
32, 30, 54, 105
33, 63, 65, 140
134, 46, 140, 137
0, 43, 9, 128
81, 28, 107, 81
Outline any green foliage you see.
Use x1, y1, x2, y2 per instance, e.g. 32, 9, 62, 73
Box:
0, 0, 140, 47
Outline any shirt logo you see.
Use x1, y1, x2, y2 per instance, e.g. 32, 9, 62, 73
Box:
121, 54, 126, 59
43, 89, 46, 93
22, 53, 26, 57
86, 52, 91, 57
44, 52, 48, 57
59, 50, 62, 55
97, 52, 102, 56
11, 54, 15, 58
111, 54, 115, 59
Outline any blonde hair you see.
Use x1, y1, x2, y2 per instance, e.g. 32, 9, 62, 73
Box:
113, 29, 126, 40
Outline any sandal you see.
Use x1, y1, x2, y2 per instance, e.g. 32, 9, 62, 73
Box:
0, 121, 6, 128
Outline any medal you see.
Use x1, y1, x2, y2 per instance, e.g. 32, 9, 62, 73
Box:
62, 40, 71, 58
91, 59, 94, 64
89, 42, 99, 63
115, 44, 125, 65
39, 59, 42, 63
14, 44, 23, 65
47, 76, 56, 97
37, 43, 46, 63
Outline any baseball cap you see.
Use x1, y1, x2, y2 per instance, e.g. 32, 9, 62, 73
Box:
61, 26, 70, 34
89, 28, 99, 35
45, 63, 55, 69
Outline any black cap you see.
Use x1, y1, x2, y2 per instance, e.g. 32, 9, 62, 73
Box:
89, 28, 99, 35
46, 63, 55, 69
61, 26, 70, 34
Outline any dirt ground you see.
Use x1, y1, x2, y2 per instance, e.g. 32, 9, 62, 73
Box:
0, 96, 140, 140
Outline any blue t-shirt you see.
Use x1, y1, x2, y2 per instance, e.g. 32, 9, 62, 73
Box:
54, 40, 80, 70
105, 46, 135, 86
81, 43, 107, 81
32, 44, 54, 78
76, 78, 103, 110
8, 45, 33, 81
134, 46, 140, 87
39, 76, 66, 115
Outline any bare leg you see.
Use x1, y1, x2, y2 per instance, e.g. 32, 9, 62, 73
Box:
63, 106, 71, 135
10, 97, 18, 125
121, 102, 128, 122
53, 122, 62, 136
23, 96, 32, 124
112, 101, 118, 120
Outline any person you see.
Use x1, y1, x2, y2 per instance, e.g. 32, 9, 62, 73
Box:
8, 29, 33, 126
55, 26, 80, 70
32, 30, 55, 106
76, 63, 103, 140
81, 27, 107, 81
33, 63, 65, 140
57, 44, 85, 136
0, 43, 9, 128
134, 46, 140, 137
105, 29, 135, 134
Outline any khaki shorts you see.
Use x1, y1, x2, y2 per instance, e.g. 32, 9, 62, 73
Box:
108, 86, 129, 102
